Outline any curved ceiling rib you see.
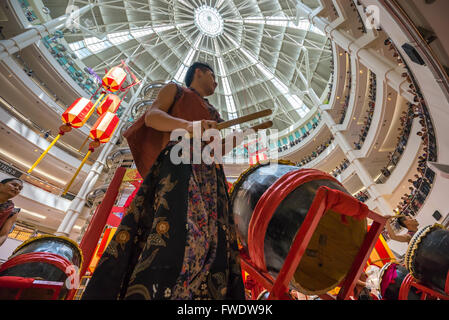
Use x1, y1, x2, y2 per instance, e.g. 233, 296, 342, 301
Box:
45, 0, 332, 131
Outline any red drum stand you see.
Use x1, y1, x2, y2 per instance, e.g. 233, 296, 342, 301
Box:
0, 276, 64, 300
398, 271, 449, 300
240, 185, 387, 300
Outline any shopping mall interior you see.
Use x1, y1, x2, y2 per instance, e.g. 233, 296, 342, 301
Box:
0, 0, 448, 301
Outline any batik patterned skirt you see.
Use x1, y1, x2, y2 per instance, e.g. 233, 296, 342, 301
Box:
82, 146, 245, 300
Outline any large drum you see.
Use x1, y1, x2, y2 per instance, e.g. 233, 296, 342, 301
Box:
0, 235, 83, 299
378, 262, 420, 300
230, 162, 367, 295
405, 224, 449, 293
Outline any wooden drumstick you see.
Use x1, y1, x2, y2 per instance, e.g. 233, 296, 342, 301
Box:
185, 110, 272, 138
245, 120, 273, 131
216, 109, 272, 130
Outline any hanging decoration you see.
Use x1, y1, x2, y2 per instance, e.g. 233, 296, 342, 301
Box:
27, 97, 93, 173
63, 111, 119, 195
28, 60, 141, 174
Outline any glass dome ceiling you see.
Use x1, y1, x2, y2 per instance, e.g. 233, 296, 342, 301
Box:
44, 0, 333, 132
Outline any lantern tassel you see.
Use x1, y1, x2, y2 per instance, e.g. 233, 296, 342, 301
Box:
62, 150, 91, 195
28, 134, 62, 173
84, 92, 107, 123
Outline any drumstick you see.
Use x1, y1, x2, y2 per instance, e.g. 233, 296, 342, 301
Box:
221, 120, 273, 152
184, 110, 272, 138
216, 109, 272, 130
245, 120, 273, 131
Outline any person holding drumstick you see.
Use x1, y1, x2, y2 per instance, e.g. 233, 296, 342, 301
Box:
384, 215, 419, 243
82, 62, 249, 300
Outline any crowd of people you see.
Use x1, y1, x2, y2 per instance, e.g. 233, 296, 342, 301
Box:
382, 38, 438, 218
376, 103, 416, 183
354, 190, 370, 203
331, 158, 350, 177
296, 136, 335, 167
354, 72, 376, 150
278, 118, 321, 153
338, 68, 352, 124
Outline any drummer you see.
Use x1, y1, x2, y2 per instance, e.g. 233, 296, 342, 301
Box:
384, 215, 419, 243
82, 62, 246, 300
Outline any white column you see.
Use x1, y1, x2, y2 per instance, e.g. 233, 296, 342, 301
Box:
297, 1, 414, 104
55, 77, 147, 236
321, 110, 393, 215
0, 4, 92, 61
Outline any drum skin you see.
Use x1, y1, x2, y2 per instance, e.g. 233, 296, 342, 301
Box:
231, 163, 367, 295
378, 263, 420, 300
405, 225, 449, 293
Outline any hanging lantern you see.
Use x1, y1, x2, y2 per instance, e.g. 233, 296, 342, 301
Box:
89, 111, 119, 144
61, 97, 93, 129
96, 94, 121, 115
63, 111, 120, 195
102, 67, 127, 92
28, 98, 93, 173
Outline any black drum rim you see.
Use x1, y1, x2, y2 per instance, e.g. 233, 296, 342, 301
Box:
11, 234, 84, 269
228, 159, 296, 201
404, 224, 444, 278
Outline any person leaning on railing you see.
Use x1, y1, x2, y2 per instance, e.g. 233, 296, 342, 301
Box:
0, 178, 23, 247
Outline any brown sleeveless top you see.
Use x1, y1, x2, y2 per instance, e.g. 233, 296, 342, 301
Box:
124, 85, 222, 178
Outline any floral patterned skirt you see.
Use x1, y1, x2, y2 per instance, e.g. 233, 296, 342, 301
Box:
81, 146, 245, 300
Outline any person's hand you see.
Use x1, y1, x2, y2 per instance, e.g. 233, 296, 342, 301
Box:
200, 120, 217, 133
185, 120, 217, 134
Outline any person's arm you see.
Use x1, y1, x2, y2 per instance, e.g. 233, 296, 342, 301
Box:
384, 216, 412, 243
145, 83, 216, 133
0, 214, 17, 246
145, 83, 190, 132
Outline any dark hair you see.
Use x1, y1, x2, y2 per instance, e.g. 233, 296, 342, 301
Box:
184, 62, 214, 87
1, 178, 23, 185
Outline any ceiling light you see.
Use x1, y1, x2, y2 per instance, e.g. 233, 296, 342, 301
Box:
20, 208, 46, 219
73, 225, 82, 230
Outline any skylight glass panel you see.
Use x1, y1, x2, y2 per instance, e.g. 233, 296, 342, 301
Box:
84, 37, 112, 53
108, 31, 132, 45
153, 25, 176, 33
68, 40, 92, 59
130, 27, 154, 39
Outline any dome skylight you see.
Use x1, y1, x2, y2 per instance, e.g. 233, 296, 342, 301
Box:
194, 6, 224, 37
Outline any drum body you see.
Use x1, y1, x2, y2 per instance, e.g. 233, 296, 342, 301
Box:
0, 235, 83, 299
378, 262, 420, 300
231, 163, 367, 295
405, 224, 449, 293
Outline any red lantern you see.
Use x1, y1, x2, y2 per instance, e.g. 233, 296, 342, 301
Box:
89, 111, 120, 145
102, 67, 127, 92
63, 111, 120, 195
96, 94, 121, 115
61, 97, 93, 129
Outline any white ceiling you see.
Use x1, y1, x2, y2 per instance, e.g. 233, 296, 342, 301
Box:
42, 0, 333, 132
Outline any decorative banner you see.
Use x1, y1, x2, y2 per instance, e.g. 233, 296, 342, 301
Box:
87, 226, 116, 274
0, 159, 22, 178
245, 133, 269, 166
123, 168, 143, 182
96, 94, 121, 115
